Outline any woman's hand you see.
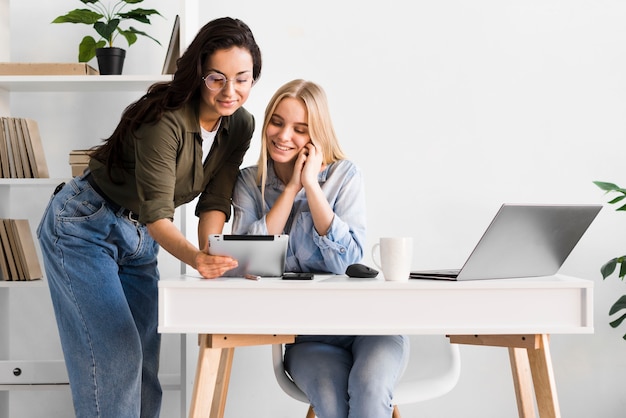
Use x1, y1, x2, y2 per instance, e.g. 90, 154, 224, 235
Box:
285, 147, 307, 191
300, 142, 324, 189
194, 252, 238, 279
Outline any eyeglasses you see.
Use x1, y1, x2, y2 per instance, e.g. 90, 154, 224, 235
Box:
202, 73, 254, 91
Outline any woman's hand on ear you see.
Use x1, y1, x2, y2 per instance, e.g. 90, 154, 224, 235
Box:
301, 141, 323, 188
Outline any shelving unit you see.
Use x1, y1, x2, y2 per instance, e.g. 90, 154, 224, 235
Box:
0, 1, 202, 416
0, 75, 172, 93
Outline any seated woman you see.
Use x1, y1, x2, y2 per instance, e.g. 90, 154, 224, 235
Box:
232, 79, 409, 418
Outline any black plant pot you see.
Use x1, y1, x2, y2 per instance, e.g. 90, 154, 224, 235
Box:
96, 47, 126, 75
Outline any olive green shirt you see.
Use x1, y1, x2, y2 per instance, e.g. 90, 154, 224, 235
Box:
89, 101, 255, 224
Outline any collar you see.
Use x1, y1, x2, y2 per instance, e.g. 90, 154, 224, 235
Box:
181, 98, 232, 137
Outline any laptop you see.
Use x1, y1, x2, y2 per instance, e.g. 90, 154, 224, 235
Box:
207, 234, 289, 277
410, 204, 602, 281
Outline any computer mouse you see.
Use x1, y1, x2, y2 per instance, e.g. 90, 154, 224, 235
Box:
346, 263, 379, 278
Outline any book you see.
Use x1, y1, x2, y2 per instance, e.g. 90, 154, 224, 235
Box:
0, 118, 17, 178
0, 219, 18, 280
0, 118, 9, 178
69, 149, 91, 176
0, 62, 99, 76
22, 118, 49, 178
19, 118, 38, 178
3, 219, 24, 280
162, 15, 180, 75
9, 219, 42, 281
0, 117, 50, 179
6, 118, 25, 178
13, 118, 32, 178
0, 228, 9, 281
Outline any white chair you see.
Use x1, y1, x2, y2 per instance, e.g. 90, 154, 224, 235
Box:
272, 335, 461, 418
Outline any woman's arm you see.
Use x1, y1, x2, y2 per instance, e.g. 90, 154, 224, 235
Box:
198, 210, 227, 251
147, 218, 237, 279
300, 142, 334, 236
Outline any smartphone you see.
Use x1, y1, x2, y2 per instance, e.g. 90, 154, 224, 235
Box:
282, 272, 314, 280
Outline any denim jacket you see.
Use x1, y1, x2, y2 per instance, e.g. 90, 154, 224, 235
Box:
232, 159, 366, 274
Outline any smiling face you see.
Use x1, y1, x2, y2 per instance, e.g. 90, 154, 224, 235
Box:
200, 46, 254, 120
266, 97, 311, 164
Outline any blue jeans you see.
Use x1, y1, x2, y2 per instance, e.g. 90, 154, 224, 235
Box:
284, 335, 409, 418
37, 172, 162, 418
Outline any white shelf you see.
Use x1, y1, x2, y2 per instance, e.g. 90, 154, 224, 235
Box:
0, 74, 172, 93
0, 280, 46, 288
0, 384, 69, 391
0, 178, 67, 187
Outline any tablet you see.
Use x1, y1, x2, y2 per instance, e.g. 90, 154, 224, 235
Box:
207, 234, 289, 277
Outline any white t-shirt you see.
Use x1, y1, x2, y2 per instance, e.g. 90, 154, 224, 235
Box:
201, 118, 221, 162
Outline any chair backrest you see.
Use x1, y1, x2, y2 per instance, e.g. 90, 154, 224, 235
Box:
393, 335, 461, 403
272, 343, 309, 402
271, 335, 461, 407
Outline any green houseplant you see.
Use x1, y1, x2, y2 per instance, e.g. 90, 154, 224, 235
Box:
594, 180, 626, 339
52, 0, 162, 74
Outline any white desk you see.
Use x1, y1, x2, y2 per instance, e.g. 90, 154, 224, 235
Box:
158, 274, 593, 418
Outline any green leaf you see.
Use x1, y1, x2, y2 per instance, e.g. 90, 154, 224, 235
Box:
121, 27, 161, 46
594, 181, 620, 191
94, 19, 120, 43
601, 258, 617, 279
608, 195, 626, 205
610, 313, 626, 328
118, 28, 138, 47
52, 9, 102, 25
78, 36, 105, 62
609, 295, 626, 316
119, 8, 162, 25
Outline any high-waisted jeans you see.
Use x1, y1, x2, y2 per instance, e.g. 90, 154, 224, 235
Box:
37, 172, 161, 418
284, 335, 409, 418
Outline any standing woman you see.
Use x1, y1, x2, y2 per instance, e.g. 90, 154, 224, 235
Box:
232, 79, 408, 418
37, 17, 261, 418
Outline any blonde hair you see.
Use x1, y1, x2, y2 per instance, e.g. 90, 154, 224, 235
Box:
256, 79, 346, 192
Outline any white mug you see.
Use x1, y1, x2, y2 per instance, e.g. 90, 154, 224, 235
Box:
371, 237, 413, 281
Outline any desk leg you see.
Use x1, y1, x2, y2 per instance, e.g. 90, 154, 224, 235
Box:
450, 334, 561, 418
509, 347, 537, 418
188, 335, 234, 418
527, 334, 560, 418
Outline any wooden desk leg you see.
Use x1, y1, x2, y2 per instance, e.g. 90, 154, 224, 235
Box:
509, 347, 537, 418
188, 334, 235, 418
450, 334, 561, 418
527, 334, 561, 418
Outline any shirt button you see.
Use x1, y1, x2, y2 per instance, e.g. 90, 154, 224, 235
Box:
339, 247, 346, 254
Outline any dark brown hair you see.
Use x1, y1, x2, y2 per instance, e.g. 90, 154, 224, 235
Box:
90, 17, 262, 174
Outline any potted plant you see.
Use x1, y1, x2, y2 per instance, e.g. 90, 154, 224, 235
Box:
52, 0, 162, 75
594, 180, 626, 339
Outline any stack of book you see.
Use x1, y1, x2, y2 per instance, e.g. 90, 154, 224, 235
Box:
0, 219, 42, 281
0, 117, 49, 178
69, 149, 91, 177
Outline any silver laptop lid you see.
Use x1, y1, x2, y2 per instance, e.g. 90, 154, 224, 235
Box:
208, 234, 289, 277
456, 204, 601, 281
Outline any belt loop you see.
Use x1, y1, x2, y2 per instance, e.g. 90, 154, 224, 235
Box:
53, 182, 66, 195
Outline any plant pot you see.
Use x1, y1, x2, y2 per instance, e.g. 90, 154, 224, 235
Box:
96, 47, 126, 75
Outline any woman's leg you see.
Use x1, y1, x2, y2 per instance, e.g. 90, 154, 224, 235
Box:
119, 242, 162, 418
285, 336, 355, 418
347, 335, 409, 418
37, 175, 160, 418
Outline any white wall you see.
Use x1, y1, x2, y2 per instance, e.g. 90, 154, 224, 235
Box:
6, 0, 626, 417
